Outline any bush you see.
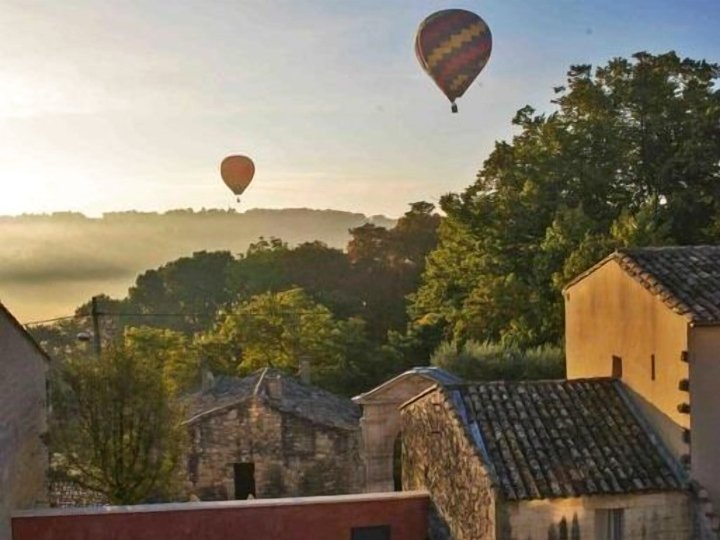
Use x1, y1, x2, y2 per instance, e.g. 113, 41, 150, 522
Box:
430, 340, 565, 381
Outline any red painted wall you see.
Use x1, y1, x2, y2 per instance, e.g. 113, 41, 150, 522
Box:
12, 492, 429, 540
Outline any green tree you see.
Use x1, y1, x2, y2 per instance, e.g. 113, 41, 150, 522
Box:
412, 52, 720, 347
431, 341, 565, 381
347, 202, 440, 341
126, 250, 236, 332
51, 343, 186, 504
197, 288, 379, 395
123, 326, 200, 394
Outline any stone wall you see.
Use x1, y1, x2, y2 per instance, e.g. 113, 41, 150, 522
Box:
401, 387, 498, 540
186, 397, 363, 500
356, 373, 440, 493
507, 491, 691, 540
0, 308, 48, 540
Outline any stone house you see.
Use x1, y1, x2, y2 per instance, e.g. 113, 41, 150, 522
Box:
353, 367, 461, 493
0, 301, 49, 540
563, 246, 720, 517
401, 379, 691, 540
184, 368, 363, 500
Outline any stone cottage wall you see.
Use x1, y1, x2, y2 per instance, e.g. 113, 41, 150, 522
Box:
187, 397, 363, 500
401, 388, 498, 540
0, 310, 48, 540
507, 491, 691, 540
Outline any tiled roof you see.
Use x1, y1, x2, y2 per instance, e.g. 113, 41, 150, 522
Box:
566, 246, 720, 324
446, 379, 684, 500
185, 368, 360, 431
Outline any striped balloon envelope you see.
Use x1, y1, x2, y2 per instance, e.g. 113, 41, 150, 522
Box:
415, 9, 492, 113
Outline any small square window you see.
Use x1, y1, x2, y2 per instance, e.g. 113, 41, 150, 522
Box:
351, 525, 391, 540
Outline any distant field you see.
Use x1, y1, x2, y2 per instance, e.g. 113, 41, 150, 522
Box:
0, 208, 395, 322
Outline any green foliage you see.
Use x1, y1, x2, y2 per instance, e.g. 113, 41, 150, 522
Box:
197, 288, 383, 395
412, 51, 720, 347
123, 326, 200, 394
431, 341, 565, 381
51, 343, 186, 504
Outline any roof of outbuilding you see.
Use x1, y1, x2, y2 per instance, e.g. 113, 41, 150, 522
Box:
185, 368, 360, 431
435, 379, 684, 501
565, 245, 720, 324
352, 366, 461, 403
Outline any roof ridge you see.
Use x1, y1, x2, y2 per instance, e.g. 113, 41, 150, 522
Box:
565, 245, 720, 324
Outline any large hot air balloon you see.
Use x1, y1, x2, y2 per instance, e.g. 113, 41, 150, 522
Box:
221, 155, 255, 201
415, 9, 492, 113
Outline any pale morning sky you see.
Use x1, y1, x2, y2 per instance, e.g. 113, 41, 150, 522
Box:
1, 0, 718, 218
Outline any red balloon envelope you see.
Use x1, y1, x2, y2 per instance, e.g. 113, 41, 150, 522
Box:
415, 9, 492, 113
220, 155, 255, 196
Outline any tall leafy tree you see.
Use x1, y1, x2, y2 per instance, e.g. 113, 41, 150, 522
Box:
347, 202, 440, 340
412, 52, 720, 347
197, 288, 380, 395
51, 343, 186, 504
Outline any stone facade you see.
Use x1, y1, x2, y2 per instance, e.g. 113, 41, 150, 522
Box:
185, 369, 363, 500
401, 387, 498, 540
401, 384, 692, 540
353, 367, 461, 493
0, 303, 49, 540
508, 492, 690, 540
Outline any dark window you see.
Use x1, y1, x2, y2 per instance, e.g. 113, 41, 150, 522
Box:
233, 462, 256, 500
596, 509, 624, 540
651, 354, 656, 381
392, 434, 402, 492
351, 525, 390, 540
612, 356, 623, 379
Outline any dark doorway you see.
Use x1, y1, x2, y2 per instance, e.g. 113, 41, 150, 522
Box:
392, 434, 402, 491
233, 462, 256, 500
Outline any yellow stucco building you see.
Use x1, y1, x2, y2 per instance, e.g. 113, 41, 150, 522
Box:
564, 246, 720, 525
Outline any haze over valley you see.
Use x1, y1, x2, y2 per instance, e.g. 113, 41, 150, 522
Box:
0, 208, 395, 322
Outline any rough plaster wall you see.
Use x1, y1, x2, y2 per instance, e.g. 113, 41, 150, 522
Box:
689, 326, 720, 513
401, 390, 497, 540
187, 398, 363, 500
507, 492, 691, 540
0, 312, 48, 540
565, 261, 690, 458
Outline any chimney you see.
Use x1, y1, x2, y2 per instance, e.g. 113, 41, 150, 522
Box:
298, 356, 311, 385
200, 359, 215, 392
266, 374, 283, 399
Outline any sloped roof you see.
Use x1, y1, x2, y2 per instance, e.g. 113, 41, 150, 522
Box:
565, 246, 720, 324
0, 300, 51, 363
185, 368, 360, 431
352, 366, 461, 404
436, 379, 684, 501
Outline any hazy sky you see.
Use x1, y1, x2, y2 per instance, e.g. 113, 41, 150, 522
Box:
1, 0, 718, 217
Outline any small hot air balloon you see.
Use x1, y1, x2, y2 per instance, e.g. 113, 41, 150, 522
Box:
221, 155, 255, 202
415, 9, 492, 113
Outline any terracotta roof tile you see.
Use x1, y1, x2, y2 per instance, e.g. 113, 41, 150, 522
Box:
566, 246, 720, 324
446, 379, 683, 500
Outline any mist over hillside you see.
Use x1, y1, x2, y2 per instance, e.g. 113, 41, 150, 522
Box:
0, 208, 396, 322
